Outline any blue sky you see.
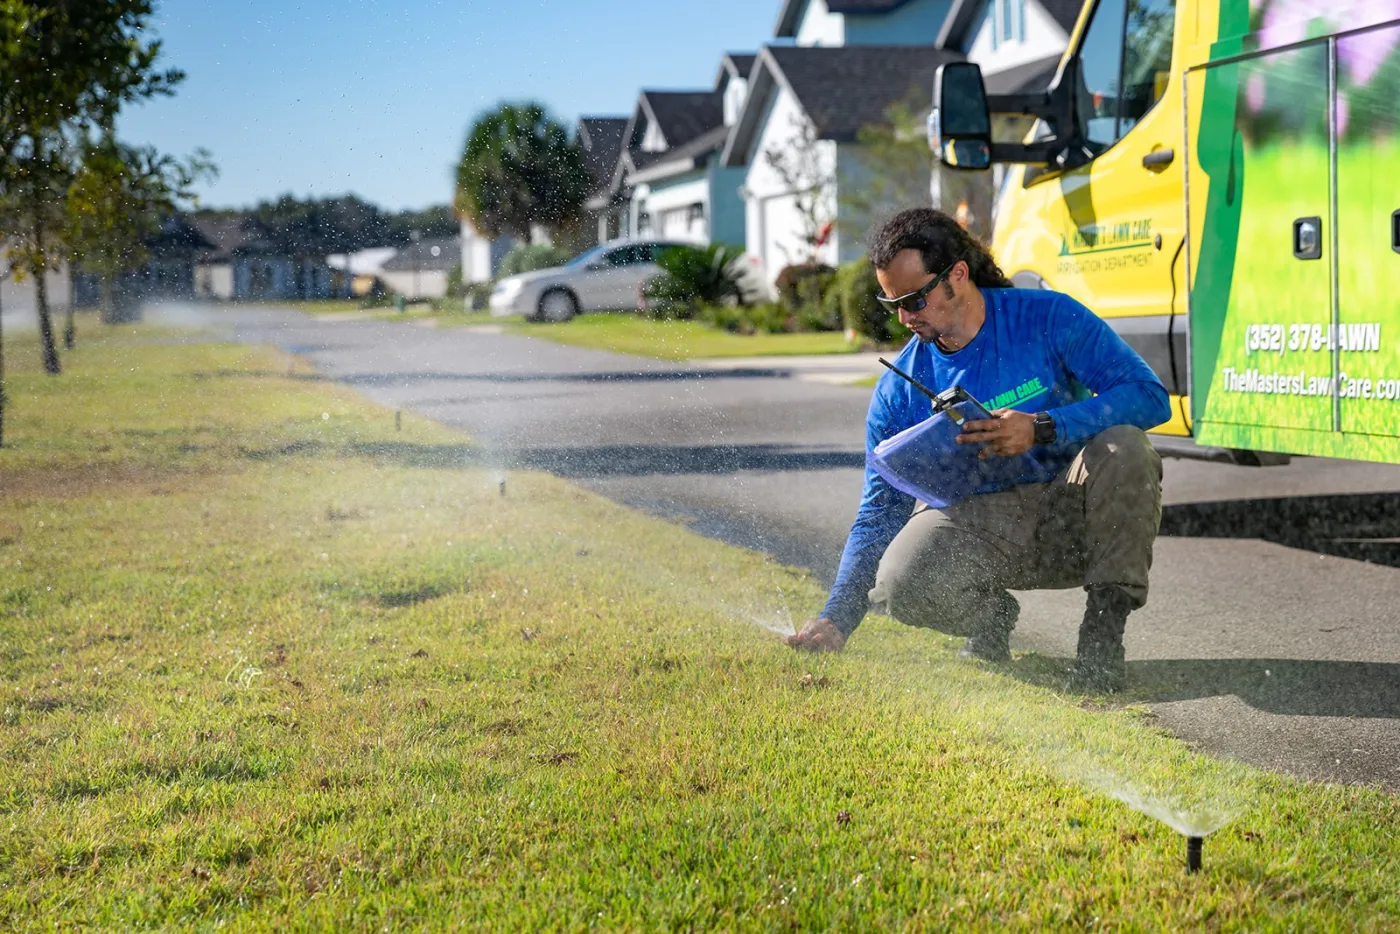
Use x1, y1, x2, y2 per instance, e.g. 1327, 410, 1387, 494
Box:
118, 0, 783, 211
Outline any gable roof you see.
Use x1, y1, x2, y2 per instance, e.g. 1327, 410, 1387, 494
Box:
577, 116, 628, 194
723, 44, 964, 165
628, 125, 732, 185
775, 0, 920, 37
725, 53, 757, 79
191, 214, 264, 262
982, 54, 1062, 93
1040, 0, 1085, 33
938, 0, 1084, 48
639, 90, 724, 149
380, 237, 462, 273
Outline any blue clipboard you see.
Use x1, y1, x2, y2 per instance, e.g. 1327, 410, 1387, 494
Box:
867, 359, 1029, 508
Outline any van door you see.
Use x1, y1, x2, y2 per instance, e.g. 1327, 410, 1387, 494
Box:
1016, 0, 1185, 392
1336, 23, 1400, 440
1186, 42, 1335, 447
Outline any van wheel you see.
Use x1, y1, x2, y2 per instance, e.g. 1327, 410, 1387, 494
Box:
535, 288, 578, 323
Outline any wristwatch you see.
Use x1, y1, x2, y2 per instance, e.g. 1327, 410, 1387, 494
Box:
1033, 411, 1057, 445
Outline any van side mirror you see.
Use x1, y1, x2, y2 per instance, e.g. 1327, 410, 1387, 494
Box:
930, 63, 993, 171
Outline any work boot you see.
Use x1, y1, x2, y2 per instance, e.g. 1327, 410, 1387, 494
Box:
958, 591, 1018, 663
1069, 586, 1136, 693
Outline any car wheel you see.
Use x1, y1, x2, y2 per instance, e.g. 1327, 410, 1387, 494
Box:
535, 288, 578, 323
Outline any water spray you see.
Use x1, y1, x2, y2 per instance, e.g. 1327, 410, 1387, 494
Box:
1186, 835, 1202, 873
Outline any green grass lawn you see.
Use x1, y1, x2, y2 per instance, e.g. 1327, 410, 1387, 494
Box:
1, 328, 1397, 929
477, 313, 859, 361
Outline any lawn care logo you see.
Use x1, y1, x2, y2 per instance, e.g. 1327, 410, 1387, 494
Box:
986, 376, 1050, 410
1059, 219, 1154, 255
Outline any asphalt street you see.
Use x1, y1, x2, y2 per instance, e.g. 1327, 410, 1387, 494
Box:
171, 303, 1400, 792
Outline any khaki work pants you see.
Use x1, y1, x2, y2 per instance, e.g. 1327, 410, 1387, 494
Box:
867, 425, 1164, 636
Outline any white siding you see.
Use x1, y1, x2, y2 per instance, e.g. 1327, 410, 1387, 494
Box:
195, 263, 233, 299
0, 266, 71, 323
380, 269, 448, 299
796, 0, 845, 45
640, 119, 667, 153
967, 0, 1070, 73
740, 88, 838, 282
645, 176, 710, 243
723, 77, 748, 126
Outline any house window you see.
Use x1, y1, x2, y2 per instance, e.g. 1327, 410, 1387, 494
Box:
991, 0, 1026, 49
640, 120, 666, 153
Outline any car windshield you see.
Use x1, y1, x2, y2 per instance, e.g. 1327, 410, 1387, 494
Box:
565, 245, 609, 268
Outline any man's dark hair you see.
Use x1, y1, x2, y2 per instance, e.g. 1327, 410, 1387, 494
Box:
867, 208, 1013, 291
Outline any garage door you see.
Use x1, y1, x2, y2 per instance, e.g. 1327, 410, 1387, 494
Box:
760, 193, 805, 279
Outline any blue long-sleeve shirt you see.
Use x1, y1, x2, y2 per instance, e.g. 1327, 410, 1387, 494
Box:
822, 287, 1171, 635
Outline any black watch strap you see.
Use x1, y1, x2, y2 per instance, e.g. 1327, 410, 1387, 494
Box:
1033, 411, 1057, 445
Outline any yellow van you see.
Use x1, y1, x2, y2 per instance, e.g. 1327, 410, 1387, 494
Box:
930, 0, 1400, 465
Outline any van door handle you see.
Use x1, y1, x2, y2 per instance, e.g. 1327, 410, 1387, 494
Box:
1142, 148, 1175, 168
1392, 209, 1399, 253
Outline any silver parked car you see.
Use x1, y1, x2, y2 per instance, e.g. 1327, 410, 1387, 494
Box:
489, 240, 689, 322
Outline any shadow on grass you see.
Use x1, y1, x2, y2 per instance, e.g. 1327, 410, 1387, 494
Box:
998, 653, 1400, 719
1160, 492, 1400, 568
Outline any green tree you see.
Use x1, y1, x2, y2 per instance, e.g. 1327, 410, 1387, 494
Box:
0, 0, 184, 385
454, 102, 589, 243
64, 135, 215, 325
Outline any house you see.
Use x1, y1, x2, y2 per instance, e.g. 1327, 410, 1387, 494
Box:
458, 219, 516, 287
589, 53, 754, 250
724, 0, 1082, 279
775, 0, 958, 46
191, 213, 338, 301
379, 236, 461, 299
328, 247, 398, 297
577, 116, 629, 244
69, 214, 214, 318
723, 44, 962, 277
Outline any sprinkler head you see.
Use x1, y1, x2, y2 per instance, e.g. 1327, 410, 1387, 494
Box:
499, 478, 507, 498
1186, 835, 1203, 873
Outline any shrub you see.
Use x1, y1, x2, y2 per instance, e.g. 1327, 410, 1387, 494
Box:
835, 258, 910, 344
445, 263, 466, 298
773, 262, 835, 310
498, 243, 571, 278
462, 281, 493, 311
698, 302, 794, 335
642, 243, 749, 319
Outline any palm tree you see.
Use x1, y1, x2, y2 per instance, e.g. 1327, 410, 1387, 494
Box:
454, 102, 590, 244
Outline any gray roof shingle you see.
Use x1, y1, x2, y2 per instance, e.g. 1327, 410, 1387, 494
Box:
766, 45, 963, 142
381, 237, 462, 273
1039, 0, 1085, 33
627, 125, 731, 182
775, 0, 919, 36
641, 90, 724, 149
578, 116, 628, 192
726, 53, 757, 78
983, 54, 1062, 94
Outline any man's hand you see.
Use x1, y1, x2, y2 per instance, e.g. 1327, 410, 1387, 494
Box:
955, 409, 1036, 458
785, 617, 847, 653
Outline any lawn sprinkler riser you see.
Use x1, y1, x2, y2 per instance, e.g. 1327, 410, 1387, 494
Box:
1186, 835, 1202, 873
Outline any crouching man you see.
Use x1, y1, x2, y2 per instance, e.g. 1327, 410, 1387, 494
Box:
786, 208, 1171, 693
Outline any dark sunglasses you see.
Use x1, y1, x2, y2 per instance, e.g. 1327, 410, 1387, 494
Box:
874, 258, 960, 313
